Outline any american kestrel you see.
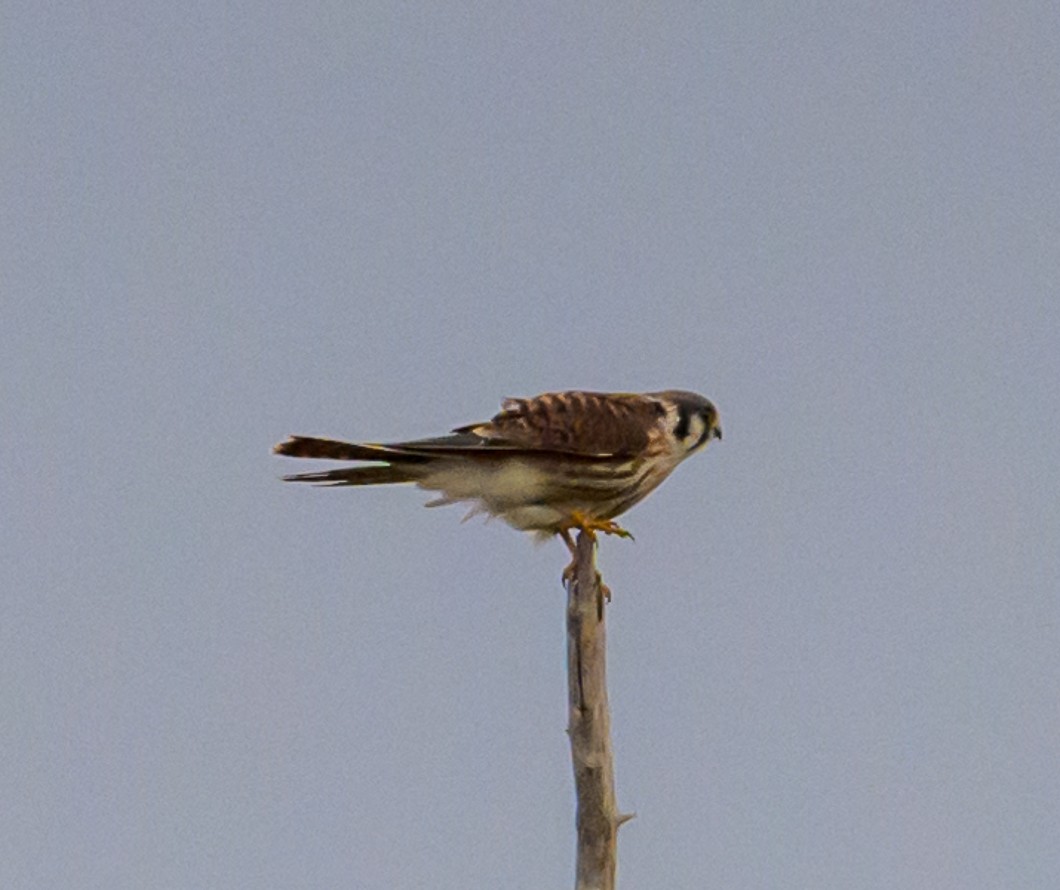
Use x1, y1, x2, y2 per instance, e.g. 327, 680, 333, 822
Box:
273, 390, 721, 555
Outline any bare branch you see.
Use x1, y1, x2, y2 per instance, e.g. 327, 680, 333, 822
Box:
566, 531, 630, 889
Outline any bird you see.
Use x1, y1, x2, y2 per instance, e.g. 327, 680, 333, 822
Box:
273, 390, 721, 559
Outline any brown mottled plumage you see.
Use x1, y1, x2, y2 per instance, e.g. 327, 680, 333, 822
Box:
273, 390, 721, 551
456, 391, 664, 455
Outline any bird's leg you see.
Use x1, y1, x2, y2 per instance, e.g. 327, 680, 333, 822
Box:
559, 527, 579, 587
558, 523, 612, 602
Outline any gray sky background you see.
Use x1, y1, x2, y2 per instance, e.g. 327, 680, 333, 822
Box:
4, 3, 1059, 888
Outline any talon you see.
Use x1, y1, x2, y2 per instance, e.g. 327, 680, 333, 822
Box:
557, 516, 623, 599
560, 562, 612, 602
561, 560, 576, 587
565, 511, 635, 542
597, 520, 634, 541
599, 576, 612, 602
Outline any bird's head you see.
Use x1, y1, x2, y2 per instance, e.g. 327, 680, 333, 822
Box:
652, 390, 723, 455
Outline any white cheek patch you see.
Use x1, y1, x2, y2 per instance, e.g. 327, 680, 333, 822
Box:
684, 414, 706, 449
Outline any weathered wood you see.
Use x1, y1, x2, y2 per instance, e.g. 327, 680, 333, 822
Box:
566, 531, 631, 890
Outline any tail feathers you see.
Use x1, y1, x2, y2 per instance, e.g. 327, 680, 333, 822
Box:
273, 436, 414, 463
281, 464, 420, 486
273, 435, 427, 487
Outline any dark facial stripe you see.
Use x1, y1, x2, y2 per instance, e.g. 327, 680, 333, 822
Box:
674, 403, 692, 440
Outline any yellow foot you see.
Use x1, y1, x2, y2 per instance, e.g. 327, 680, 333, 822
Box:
557, 514, 629, 600
566, 511, 635, 542
593, 520, 634, 541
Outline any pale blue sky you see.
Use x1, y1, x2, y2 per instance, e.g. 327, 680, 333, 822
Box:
4, 3, 1059, 888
